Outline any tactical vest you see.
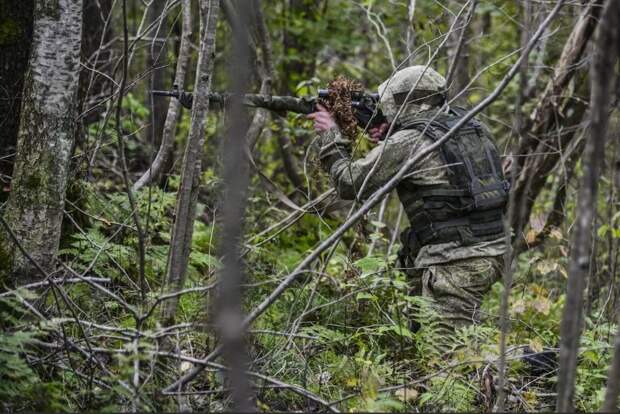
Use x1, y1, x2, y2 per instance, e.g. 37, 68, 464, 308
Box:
396, 108, 509, 259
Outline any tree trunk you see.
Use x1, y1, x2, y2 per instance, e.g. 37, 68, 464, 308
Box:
446, 0, 474, 102
78, 0, 113, 125
1, 0, 83, 283
216, 1, 254, 408
133, 0, 192, 192
556, 0, 619, 410
161, 0, 220, 326
603, 318, 620, 411
0, 0, 34, 182
145, 0, 169, 149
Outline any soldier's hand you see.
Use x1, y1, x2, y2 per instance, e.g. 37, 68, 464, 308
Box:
369, 122, 389, 143
307, 104, 336, 133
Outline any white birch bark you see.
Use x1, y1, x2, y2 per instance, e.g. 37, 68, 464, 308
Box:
1, 0, 83, 282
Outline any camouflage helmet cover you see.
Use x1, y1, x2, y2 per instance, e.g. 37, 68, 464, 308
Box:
378, 65, 447, 123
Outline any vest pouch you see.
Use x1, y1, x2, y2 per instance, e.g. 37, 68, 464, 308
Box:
469, 176, 508, 210
422, 199, 468, 221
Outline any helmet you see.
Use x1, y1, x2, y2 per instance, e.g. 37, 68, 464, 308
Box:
378, 66, 446, 123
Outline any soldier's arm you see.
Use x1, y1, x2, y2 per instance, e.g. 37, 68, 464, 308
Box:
317, 127, 421, 200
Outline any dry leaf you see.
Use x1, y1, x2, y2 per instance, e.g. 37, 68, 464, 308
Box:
395, 387, 419, 402
180, 361, 192, 372
533, 297, 551, 315
528, 338, 544, 353
549, 227, 563, 240
526, 229, 538, 245
512, 298, 526, 314
537, 261, 556, 275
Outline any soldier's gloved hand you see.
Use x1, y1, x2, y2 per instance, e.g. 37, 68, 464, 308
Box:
307, 104, 336, 133
368, 122, 389, 143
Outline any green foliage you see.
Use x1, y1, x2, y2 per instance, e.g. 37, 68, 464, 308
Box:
3, 0, 618, 411
0, 297, 67, 412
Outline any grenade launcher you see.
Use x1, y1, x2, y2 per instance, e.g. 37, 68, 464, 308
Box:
152, 85, 387, 130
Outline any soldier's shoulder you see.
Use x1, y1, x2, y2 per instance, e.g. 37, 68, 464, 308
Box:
385, 127, 425, 143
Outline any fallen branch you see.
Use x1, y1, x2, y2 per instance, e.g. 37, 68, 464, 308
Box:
0, 277, 110, 298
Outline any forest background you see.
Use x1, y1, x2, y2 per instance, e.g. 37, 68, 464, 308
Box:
0, 0, 619, 412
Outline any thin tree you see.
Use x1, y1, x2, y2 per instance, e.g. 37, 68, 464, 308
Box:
145, 0, 169, 149
133, 0, 192, 192
215, 0, 255, 409
1, 0, 83, 283
161, 0, 220, 326
603, 317, 620, 411
556, 0, 619, 410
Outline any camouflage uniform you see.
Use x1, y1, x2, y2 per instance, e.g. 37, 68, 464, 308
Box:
316, 66, 506, 343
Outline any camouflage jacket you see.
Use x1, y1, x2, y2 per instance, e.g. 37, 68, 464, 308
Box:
316, 109, 506, 267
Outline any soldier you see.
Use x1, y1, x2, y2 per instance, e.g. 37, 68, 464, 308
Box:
308, 66, 509, 346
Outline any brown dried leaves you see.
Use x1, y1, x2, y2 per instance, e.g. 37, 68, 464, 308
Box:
321, 76, 363, 139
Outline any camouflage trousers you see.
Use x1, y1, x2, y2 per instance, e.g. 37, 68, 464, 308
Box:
406, 255, 504, 344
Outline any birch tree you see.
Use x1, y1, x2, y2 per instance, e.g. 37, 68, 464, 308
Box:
1, 0, 83, 283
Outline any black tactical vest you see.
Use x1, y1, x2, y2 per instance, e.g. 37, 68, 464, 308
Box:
396, 107, 509, 258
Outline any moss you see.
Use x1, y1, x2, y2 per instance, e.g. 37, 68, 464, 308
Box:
25, 172, 42, 192
0, 235, 13, 283
0, 19, 21, 45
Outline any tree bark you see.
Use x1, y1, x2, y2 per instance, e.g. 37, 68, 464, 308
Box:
603, 319, 620, 412
78, 0, 113, 121
446, 0, 475, 102
161, 0, 220, 326
556, 0, 619, 410
133, 0, 192, 192
1, 0, 83, 283
145, 0, 169, 149
0, 0, 34, 181
216, 0, 255, 408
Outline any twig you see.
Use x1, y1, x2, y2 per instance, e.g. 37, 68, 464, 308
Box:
115, 0, 147, 302
0, 277, 110, 298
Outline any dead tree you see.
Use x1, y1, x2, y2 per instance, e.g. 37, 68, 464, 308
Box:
556, 0, 619, 410
161, 0, 220, 326
1, 0, 83, 282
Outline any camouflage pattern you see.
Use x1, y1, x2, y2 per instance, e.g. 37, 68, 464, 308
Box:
316, 66, 506, 339
316, 114, 506, 267
378, 65, 446, 123
409, 256, 503, 332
